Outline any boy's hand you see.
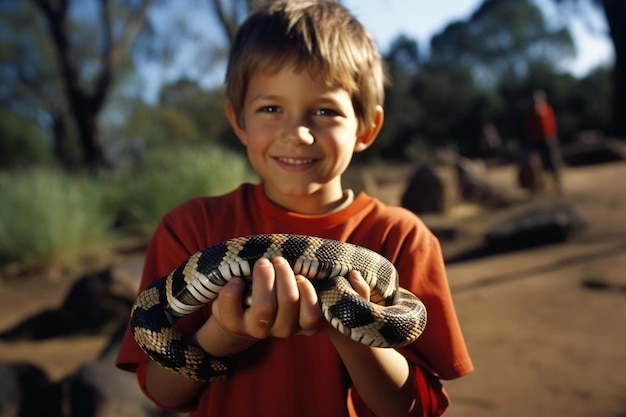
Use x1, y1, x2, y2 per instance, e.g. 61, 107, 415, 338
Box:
211, 257, 326, 340
195, 257, 371, 356
212, 257, 370, 339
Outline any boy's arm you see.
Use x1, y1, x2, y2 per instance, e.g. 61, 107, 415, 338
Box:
327, 329, 418, 416
143, 361, 206, 409
323, 270, 419, 417
142, 315, 258, 409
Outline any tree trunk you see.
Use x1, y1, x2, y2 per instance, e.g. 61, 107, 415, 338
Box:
602, 0, 626, 137
32, 0, 151, 170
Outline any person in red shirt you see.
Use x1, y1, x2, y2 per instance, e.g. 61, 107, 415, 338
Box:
523, 89, 563, 192
116, 1, 474, 416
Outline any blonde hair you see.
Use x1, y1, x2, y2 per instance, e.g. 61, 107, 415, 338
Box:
225, 0, 387, 133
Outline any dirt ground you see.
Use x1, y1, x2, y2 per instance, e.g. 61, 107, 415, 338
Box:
441, 161, 626, 417
1, 160, 625, 416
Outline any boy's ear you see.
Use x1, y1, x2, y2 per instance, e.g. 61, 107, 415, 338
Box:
226, 100, 248, 146
354, 106, 384, 153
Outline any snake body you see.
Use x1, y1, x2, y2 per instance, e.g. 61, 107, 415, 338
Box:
130, 234, 427, 381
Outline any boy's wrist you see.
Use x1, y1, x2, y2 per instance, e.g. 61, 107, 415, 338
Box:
192, 317, 257, 357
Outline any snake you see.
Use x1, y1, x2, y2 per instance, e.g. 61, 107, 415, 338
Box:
130, 234, 427, 381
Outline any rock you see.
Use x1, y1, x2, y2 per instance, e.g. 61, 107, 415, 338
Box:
401, 163, 460, 214
562, 137, 626, 166
402, 151, 517, 215
0, 363, 20, 417
0, 268, 135, 341
422, 218, 459, 241
485, 203, 586, 251
61, 327, 181, 417
0, 362, 63, 417
457, 157, 515, 208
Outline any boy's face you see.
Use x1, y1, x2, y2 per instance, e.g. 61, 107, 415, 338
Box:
227, 66, 381, 214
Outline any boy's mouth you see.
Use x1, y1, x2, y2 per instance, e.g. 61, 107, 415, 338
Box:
275, 157, 315, 166
272, 156, 320, 172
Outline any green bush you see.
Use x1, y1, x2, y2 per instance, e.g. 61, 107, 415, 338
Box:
0, 169, 114, 269
0, 144, 254, 273
0, 110, 52, 170
110, 144, 255, 237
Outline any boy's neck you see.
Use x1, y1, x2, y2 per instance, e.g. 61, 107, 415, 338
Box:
330, 189, 354, 213
262, 186, 354, 215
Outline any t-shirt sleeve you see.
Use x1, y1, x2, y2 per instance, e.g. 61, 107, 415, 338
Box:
392, 220, 473, 380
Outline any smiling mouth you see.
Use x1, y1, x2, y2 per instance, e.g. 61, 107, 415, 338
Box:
275, 157, 315, 165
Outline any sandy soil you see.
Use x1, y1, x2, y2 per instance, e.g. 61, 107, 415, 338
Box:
442, 162, 626, 417
1, 161, 625, 416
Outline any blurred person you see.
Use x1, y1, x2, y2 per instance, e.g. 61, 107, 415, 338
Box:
523, 89, 563, 192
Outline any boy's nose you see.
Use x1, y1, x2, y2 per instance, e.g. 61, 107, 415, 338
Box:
281, 123, 315, 145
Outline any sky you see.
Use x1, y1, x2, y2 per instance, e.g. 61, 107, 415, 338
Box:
341, 0, 613, 76
144, 0, 614, 101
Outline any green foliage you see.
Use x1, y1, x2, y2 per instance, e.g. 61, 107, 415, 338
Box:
110, 143, 255, 237
0, 169, 114, 269
0, 110, 52, 169
157, 81, 236, 150
103, 81, 237, 164
0, 144, 253, 272
430, 0, 575, 83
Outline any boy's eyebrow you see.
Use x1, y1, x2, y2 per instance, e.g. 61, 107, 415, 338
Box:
248, 93, 282, 103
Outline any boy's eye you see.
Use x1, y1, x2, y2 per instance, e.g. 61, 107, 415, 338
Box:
259, 106, 281, 113
315, 108, 339, 116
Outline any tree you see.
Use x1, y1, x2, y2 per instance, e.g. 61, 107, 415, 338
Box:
209, 0, 254, 45
29, 0, 153, 170
552, 0, 626, 136
0, 2, 79, 167
376, 35, 426, 160
430, 0, 575, 85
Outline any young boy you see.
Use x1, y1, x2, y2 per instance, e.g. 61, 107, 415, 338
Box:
116, 1, 473, 416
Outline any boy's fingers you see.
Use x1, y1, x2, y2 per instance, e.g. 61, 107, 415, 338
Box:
212, 277, 246, 333
295, 276, 323, 333
271, 257, 300, 337
347, 270, 370, 300
246, 257, 278, 338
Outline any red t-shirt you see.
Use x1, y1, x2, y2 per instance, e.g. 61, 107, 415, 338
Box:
524, 102, 557, 140
116, 183, 473, 416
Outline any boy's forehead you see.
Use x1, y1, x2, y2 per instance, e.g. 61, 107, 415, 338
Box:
247, 66, 350, 96
250, 59, 352, 93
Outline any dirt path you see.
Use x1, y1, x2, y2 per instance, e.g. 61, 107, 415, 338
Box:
443, 161, 626, 417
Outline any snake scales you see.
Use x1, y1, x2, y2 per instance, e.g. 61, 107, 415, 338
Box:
130, 234, 427, 381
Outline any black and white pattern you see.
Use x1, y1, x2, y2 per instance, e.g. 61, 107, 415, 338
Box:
130, 234, 427, 381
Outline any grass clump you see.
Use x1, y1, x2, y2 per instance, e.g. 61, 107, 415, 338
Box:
0, 169, 114, 271
110, 144, 256, 237
0, 144, 254, 275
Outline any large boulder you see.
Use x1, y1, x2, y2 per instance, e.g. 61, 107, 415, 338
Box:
401, 163, 460, 214
485, 203, 586, 251
0, 362, 63, 417
0, 268, 135, 341
61, 328, 181, 417
562, 137, 626, 166
456, 157, 516, 207
0, 363, 20, 417
401, 151, 516, 215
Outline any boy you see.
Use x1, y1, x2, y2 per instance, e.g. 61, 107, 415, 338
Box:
116, 1, 473, 416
